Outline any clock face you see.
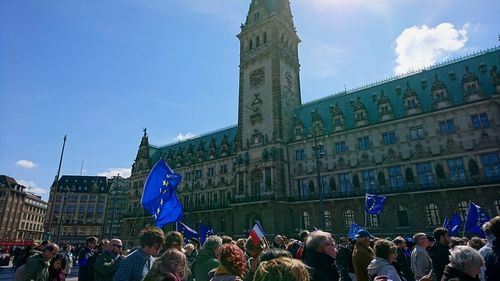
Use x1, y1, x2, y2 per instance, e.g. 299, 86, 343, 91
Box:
284, 71, 293, 89
249, 67, 265, 88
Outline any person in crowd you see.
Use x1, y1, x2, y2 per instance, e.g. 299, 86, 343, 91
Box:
113, 226, 165, 281
192, 235, 223, 281
20, 243, 59, 281
95, 238, 125, 281
236, 239, 246, 252
479, 221, 493, 281
484, 216, 500, 281
393, 237, 413, 281
468, 237, 486, 251
253, 257, 310, 281
450, 237, 466, 249
78, 236, 98, 281
61, 244, 74, 277
410, 233, 432, 281
302, 230, 339, 281
243, 237, 264, 281
442, 246, 484, 281
221, 236, 234, 245
48, 253, 66, 281
210, 243, 246, 281
428, 227, 450, 281
367, 239, 402, 281
273, 235, 286, 249
164, 231, 184, 252
259, 248, 292, 262
144, 249, 189, 281
184, 243, 197, 266
352, 230, 374, 281
336, 237, 355, 281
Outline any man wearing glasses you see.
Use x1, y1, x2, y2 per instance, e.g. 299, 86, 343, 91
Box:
95, 238, 125, 281
303, 230, 340, 281
411, 232, 433, 281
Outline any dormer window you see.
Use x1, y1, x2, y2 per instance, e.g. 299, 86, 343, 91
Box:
263, 32, 267, 44
249, 39, 253, 51
256, 36, 260, 47
254, 12, 259, 21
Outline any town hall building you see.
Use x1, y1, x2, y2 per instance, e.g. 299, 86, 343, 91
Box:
122, 0, 500, 247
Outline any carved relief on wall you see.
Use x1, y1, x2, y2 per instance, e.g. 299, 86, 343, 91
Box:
250, 93, 263, 125
350, 97, 368, 127
375, 90, 394, 121
403, 82, 422, 115
431, 75, 450, 109
330, 103, 345, 131
462, 66, 483, 101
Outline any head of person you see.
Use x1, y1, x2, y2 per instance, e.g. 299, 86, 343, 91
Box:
339, 237, 349, 247
42, 243, 60, 261
274, 235, 285, 245
482, 221, 495, 244
260, 248, 292, 262
219, 243, 247, 277
64, 244, 72, 252
449, 246, 484, 278
245, 237, 264, 258
356, 230, 373, 247
374, 239, 398, 263
299, 230, 310, 243
221, 235, 234, 245
110, 239, 123, 255
236, 238, 246, 251
393, 237, 406, 249
37, 240, 51, 251
153, 249, 189, 280
86, 236, 98, 250
433, 227, 450, 245
204, 235, 223, 258
305, 230, 337, 258
97, 239, 110, 252
50, 253, 67, 272
183, 243, 195, 256
467, 237, 485, 251
450, 237, 466, 249
139, 226, 166, 257
164, 231, 184, 251
489, 216, 500, 239
413, 233, 429, 248
253, 257, 310, 281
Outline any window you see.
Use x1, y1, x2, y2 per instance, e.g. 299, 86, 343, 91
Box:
207, 167, 215, 177
383, 131, 397, 145
458, 201, 468, 221
335, 141, 348, 153
302, 211, 310, 230
425, 203, 440, 225
471, 113, 490, 129
338, 173, 352, 193
362, 170, 376, 192
388, 166, 404, 189
367, 214, 380, 228
324, 210, 332, 230
416, 162, 434, 187
220, 165, 227, 174
395, 205, 409, 227
297, 178, 309, 199
314, 144, 325, 156
358, 136, 370, 150
447, 158, 466, 183
263, 32, 267, 44
480, 152, 500, 180
295, 149, 305, 160
409, 126, 424, 140
321, 176, 330, 195
343, 209, 355, 228
439, 119, 456, 135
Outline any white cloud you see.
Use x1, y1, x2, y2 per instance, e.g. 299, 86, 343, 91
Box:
97, 168, 132, 179
302, 41, 345, 79
394, 23, 468, 74
175, 133, 197, 142
15, 159, 38, 169
17, 179, 48, 195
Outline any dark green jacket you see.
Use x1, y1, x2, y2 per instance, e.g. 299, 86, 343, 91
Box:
21, 253, 49, 281
94, 251, 124, 281
192, 249, 219, 281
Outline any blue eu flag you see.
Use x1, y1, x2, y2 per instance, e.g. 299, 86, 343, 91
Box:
365, 193, 387, 215
199, 223, 215, 245
465, 202, 490, 236
177, 222, 198, 244
141, 159, 183, 228
348, 223, 363, 240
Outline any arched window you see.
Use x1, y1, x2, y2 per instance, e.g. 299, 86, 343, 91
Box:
395, 205, 409, 227
324, 210, 332, 230
368, 214, 380, 228
458, 201, 468, 221
425, 203, 440, 225
302, 211, 310, 230
343, 209, 355, 228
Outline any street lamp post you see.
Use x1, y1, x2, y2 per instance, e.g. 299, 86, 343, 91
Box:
109, 175, 119, 237
56, 187, 70, 245
313, 131, 325, 230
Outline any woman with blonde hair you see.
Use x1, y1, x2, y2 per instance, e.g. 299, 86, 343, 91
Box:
144, 249, 190, 281
253, 257, 310, 281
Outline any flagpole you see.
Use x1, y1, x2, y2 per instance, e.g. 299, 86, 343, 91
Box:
462, 201, 470, 237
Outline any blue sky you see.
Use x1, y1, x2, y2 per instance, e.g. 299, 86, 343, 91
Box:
1, 0, 498, 200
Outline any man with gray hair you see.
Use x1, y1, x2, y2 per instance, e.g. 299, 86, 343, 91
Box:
442, 246, 484, 280
411, 233, 432, 281
303, 230, 339, 281
192, 235, 223, 281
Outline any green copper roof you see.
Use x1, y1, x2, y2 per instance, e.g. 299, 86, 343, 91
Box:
149, 125, 238, 165
292, 46, 500, 139
58, 175, 109, 193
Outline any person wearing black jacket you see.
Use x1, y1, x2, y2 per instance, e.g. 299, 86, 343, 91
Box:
336, 237, 354, 281
485, 216, 500, 281
394, 237, 414, 281
428, 227, 450, 281
303, 231, 339, 281
78, 236, 98, 281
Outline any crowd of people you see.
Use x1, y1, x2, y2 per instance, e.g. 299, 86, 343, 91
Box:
8, 215, 500, 281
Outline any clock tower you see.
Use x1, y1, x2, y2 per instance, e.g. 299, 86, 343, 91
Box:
234, 0, 301, 204
236, 0, 301, 147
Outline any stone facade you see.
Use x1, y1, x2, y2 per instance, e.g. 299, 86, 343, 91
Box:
19, 193, 48, 241
122, 0, 500, 246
